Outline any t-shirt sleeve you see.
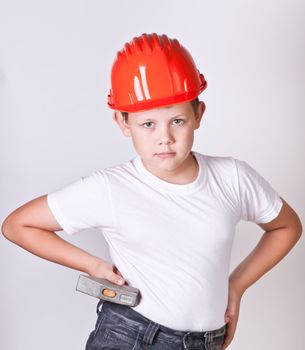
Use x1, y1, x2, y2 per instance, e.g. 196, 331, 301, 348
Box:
235, 159, 283, 224
47, 170, 116, 235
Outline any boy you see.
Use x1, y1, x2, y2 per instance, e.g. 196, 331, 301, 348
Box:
1, 33, 302, 350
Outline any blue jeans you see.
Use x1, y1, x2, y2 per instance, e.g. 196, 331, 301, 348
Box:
85, 300, 227, 350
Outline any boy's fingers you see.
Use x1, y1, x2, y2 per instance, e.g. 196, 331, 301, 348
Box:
112, 265, 125, 282
113, 265, 124, 276
105, 269, 125, 286
221, 318, 237, 350
114, 274, 125, 285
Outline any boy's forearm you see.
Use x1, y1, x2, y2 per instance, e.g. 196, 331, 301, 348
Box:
3, 224, 102, 275
229, 226, 302, 296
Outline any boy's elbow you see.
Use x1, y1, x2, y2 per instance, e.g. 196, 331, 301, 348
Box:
287, 213, 303, 244
295, 215, 303, 239
2, 218, 11, 240
1, 215, 18, 242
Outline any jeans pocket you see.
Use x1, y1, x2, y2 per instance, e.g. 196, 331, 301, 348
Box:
85, 311, 108, 350
210, 332, 226, 350
93, 310, 106, 338
103, 326, 140, 349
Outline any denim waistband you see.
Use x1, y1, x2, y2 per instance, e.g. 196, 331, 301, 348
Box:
97, 300, 227, 347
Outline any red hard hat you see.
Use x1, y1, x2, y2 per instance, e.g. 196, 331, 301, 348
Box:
107, 33, 207, 112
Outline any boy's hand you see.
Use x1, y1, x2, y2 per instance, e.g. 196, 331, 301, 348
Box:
221, 284, 242, 350
88, 258, 126, 286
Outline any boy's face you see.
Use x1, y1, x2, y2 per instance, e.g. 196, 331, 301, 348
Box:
113, 100, 205, 180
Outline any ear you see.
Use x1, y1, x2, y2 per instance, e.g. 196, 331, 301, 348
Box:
113, 111, 131, 137
194, 101, 205, 129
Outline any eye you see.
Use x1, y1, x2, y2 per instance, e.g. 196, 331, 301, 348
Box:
141, 119, 185, 129
142, 121, 154, 128
173, 118, 184, 125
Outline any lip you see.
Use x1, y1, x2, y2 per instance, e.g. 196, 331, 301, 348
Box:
156, 152, 176, 158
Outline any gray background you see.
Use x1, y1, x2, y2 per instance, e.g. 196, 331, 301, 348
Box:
1, 0, 304, 349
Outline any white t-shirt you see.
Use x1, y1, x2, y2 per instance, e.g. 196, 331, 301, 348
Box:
47, 150, 283, 332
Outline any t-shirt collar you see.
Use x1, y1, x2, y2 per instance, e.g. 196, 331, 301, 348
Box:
132, 150, 206, 194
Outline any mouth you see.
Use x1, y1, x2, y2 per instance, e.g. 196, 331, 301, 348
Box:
156, 152, 176, 157
156, 151, 175, 155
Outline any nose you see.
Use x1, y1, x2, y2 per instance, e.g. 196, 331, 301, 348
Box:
158, 125, 174, 145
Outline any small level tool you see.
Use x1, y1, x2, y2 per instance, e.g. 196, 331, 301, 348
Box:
76, 274, 141, 307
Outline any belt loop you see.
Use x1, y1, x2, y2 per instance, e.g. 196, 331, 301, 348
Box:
96, 299, 104, 315
142, 320, 160, 345
204, 330, 212, 348
182, 331, 193, 349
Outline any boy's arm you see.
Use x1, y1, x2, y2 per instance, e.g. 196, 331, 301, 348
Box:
222, 197, 302, 349
229, 196, 302, 294
1, 195, 125, 285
